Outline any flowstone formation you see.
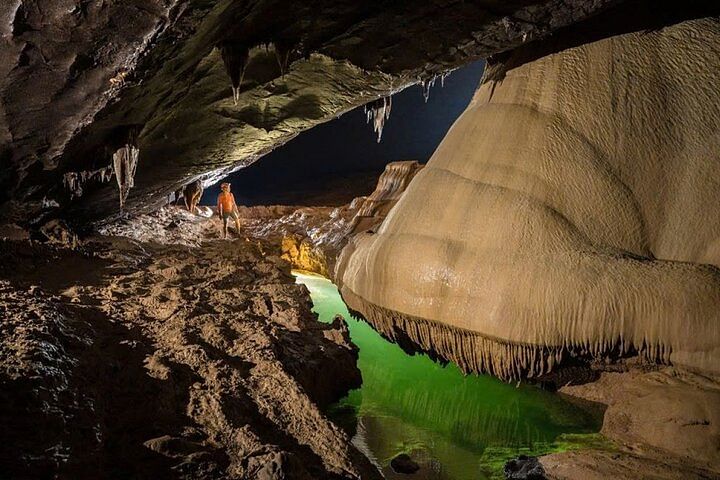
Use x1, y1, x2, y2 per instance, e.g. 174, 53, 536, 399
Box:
337, 16, 720, 381
347, 160, 424, 236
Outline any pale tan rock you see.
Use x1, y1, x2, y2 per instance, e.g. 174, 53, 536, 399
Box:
348, 160, 424, 235
542, 368, 720, 478
338, 17, 720, 379
237, 161, 424, 276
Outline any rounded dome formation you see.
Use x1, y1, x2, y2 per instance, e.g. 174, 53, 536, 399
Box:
337, 17, 720, 380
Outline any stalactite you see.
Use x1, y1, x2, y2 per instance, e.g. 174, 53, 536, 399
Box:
62, 165, 114, 199
363, 96, 392, 143
63, 172, 80, 198
440, 70, 452, 88
420, 76, 437, 103
219, 42, 250, 105
297, 35, 312, 61
273, 38, 296, 77
113, 144, 140, 209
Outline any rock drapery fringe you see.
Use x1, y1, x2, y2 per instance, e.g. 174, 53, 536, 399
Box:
339, 286, 670, 382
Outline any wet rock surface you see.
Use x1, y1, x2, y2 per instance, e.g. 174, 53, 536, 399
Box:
0, 235, 379, 479
504, 456, 546, 479
390, 453, 420, 475
541, 368, 720, 479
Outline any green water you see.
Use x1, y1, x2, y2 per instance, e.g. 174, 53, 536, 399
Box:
294, 271, 606, 479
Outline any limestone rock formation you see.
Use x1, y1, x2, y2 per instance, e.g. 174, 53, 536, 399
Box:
0, 0, 620, 224
237, 160, 424, 276
347, 160, 424, 237
542, 368, 720, 476
337, 17, 720, 380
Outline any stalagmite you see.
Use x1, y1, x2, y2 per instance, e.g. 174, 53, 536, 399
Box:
113, 144, 140, 209
364, 96, 392, 143
219, 42, 250, 105
336, 17, 720, 381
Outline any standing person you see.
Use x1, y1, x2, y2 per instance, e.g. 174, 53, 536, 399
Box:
217, 182, 242, 239
184, 179, 204, 214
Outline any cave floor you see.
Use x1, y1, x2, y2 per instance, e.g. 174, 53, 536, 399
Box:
0, 230, 380, 479
2, 206, 719, 479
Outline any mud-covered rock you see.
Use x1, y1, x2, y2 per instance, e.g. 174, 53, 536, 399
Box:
0, 237, 380, 479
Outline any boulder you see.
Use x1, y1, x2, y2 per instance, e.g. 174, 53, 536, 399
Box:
504, 456, 546, 480
390, 453, 420, 474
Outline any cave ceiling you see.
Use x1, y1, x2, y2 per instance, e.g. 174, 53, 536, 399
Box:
0, 0, 624, 224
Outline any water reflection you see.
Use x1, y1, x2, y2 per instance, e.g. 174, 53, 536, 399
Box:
294, 272, 604, 479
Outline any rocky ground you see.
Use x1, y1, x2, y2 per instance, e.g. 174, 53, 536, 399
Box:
541, 367, 720, 479
99, 160, 423, 279
96, 203, 354, 277
0, 228, 381, 479
3, 181, 719, 479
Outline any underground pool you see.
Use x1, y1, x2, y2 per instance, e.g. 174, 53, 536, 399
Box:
294, 271, 607, 480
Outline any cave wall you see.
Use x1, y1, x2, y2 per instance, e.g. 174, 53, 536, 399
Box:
0, 0, 623, 224
337, 15, 720, 379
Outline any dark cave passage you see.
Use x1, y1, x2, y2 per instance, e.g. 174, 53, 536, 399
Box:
202, 60, 485, 207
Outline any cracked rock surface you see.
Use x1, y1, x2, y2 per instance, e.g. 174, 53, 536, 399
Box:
0, 236, 380, 479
